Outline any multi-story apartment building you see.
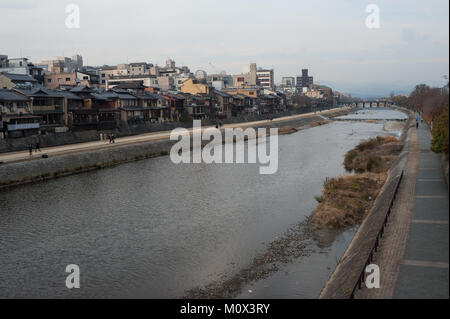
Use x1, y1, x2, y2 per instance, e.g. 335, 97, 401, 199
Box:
0, 57, 45, 84
281, 77, 296, 87
105, 75, 158, 90
180, 78, 213, 96
129, 62, 155, 76
256, 69, 274, 89
296, 69, 314, 89
233, 63, 257, 87
208, 73, 233, 90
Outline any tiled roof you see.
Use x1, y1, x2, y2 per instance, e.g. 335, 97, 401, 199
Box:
0, 89, 29, 101
0, 73, 38, 82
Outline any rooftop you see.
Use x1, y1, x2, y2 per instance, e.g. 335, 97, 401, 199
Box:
0, 89, 29, 101
0, 73, 38, 82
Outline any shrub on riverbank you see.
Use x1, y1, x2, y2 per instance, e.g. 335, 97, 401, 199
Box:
344, 136, 400, 173
312, 173, 386, 229
431, 107, 449, 156
312, 135, 401, 229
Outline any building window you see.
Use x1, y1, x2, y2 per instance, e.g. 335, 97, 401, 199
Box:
66, 78, 71, 82
47, 79, 52, 83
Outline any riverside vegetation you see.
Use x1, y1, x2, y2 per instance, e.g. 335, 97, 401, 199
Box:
312, 135, 403, 229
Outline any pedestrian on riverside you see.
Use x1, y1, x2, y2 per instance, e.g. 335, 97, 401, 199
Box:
35, 142, 41, 153
416, 120, 419, 129
28, 144, 33, 157
112, 134, 116, 144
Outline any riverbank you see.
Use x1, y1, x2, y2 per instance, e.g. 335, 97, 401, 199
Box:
0, 107, 340, 154
0, 107, 349, 189
318, 109, 414, 298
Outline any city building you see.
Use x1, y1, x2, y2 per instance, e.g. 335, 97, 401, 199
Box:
213, 90, 233, 119
106, 75, 158, 90
296, 69, 314, 89
180, 78, 213, 96
207, 73, 233, 91
0, 55, 8, 68
129, 62, 154, 76
43, 71, 98, 90
0, 73, 39, 89
0, 57, 44, 84
37, 55, 83, 73
233, 63, 257, 87
156, 76, 175, 92
0, 89, 39, 138
98, 64, 130, 86
44, 73, 78, 89
14, 87, 66, 129
256, 69, 274, 89
195, 70, 207, 80
281, 77, 296, 87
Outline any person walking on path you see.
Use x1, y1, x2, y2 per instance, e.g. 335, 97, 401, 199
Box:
112, 134, 116, 144
28, 144, 33, 158
109, 134, 112, 144
35, 142, 41, 153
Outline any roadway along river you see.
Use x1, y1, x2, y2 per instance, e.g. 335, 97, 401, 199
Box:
0, 109, 406, 298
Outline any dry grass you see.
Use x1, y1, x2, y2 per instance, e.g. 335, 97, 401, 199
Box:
312, 173, 387, 229
279, 126, 299, 135
312, 135, 403, 229
309, 120, 330, 128
344, 136, 400, 173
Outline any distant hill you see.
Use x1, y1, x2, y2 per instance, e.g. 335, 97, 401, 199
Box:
318, 80, 447, 99
318, 81, 413, 99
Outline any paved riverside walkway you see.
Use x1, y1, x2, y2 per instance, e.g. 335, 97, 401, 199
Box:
0, 107, 346, 165
393, 121, 449, 299
357, 120, 449, 299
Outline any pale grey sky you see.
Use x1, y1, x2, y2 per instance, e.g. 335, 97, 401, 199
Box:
0, 0, 448, 94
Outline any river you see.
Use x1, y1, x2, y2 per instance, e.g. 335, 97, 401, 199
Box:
0, 109, 406, 298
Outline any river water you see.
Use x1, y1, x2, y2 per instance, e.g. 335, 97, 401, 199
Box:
0, 109, 405, 298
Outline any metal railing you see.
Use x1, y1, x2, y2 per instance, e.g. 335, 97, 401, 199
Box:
350, 170, 404, 299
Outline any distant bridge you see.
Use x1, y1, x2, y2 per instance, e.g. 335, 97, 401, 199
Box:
350, 99, 394, 108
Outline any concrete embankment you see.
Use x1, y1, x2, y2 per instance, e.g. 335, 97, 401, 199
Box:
0, 108, 349, 189
318, 110, 414, 299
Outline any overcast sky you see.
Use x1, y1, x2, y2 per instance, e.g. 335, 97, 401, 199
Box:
0, 0, 448, 93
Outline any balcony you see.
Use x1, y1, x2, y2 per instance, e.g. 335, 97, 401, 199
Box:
7, 123, 40, 131
33, 105, 62, 112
